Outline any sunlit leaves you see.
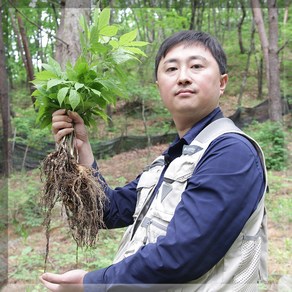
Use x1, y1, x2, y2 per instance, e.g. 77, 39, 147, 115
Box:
57, 87, 69, 106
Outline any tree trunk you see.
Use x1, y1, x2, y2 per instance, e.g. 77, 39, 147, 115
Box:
268, 0, 282, 121
189, 0, 197, 30
237, 20, 256, 107
0, 6, 12, 176
54, 0, 91, 70
16, 10, 35, 98
237, 0, 246, 54
251, 0, 270, 88
9, 9, 26, 71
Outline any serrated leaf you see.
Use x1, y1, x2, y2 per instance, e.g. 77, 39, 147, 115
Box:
48, 56, 62, 77
69, 89, 80, 110
109, 39, 119, 49
42, 63, 55, 73
30, 79, 48, 87
91, 88, 101, 96
90, 25, 100, 46
66, 63, 78, 81
99, 25, 118, 37
34, 70, 57, 81
111, 48, 136, 64
75, 82, 84, 91
126, 41, 149, 47
119, 29, 138, 46
31, 89, 41, 97
124, 47, 147, 57
74, 56, 88, 76
90, 42, 108, 54
47, 79, 64, 90
98, 8, 110, 30
91, 108, 108, 122
57, 87, 69, 106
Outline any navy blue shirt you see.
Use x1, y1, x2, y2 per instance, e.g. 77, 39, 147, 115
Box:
84, 107, 265, 288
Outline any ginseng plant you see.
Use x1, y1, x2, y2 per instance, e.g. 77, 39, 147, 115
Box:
31, 8, 148, 268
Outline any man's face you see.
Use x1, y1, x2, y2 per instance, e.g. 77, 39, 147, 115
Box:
156, 44, 228, 125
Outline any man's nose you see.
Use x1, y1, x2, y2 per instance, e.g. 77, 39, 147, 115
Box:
177, 68, 191, 85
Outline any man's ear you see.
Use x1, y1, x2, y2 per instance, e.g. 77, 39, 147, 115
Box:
219, 74, 228, 96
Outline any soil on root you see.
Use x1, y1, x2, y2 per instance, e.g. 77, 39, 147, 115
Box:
40, 138, 106, 269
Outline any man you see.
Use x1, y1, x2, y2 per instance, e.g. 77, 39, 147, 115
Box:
40, 30, 267, 291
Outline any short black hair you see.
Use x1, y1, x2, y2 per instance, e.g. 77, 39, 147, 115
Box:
154, 30, 227, 80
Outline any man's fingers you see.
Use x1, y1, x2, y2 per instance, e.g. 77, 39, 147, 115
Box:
52, 109, 67, 117
52, 120, 73, 135
67, 110, 84, 124
40, 279, 60, 291
52, 115, 72, 124
54, 128, 74, 143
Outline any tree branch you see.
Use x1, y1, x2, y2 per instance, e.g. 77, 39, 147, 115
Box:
277, 40, 289, 54
8, 0, 69, 46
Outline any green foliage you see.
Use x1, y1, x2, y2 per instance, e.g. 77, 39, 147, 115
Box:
12, 107, 51, 149
8, 170, 43, 236
244, 121, 288, 171
31, 8, 148, 128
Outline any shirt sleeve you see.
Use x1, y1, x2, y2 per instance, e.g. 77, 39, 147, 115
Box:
84, 133, 265, 286
91, 159, 140, 229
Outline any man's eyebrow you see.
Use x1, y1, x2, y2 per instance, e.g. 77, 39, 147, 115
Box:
163, 55, 208, 64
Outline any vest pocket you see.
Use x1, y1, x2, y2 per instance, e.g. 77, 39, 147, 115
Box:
233, 234, 262, 289
144, 216, 168, 244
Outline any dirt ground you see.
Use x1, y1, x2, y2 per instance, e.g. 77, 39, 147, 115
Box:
4, 142, 292, 291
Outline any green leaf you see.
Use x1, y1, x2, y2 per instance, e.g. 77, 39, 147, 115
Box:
99, 25, 118, 37
66, 63, 78, 81
69, 89, 81, 110
119, 29, 138, 46
98, 8, 110, 30
57, 87, 69, 106
34, 70, 57, 81
47, 79, 64, 90
74, 56, 88, 76
75, 82, 84, 91
111, 48, 138, 64
91, 108, 108, 122
90, 42, 108, 54
48, 56, 62, 77
124, 47, 147, 57
126, 41, 149, 47
90, 25, 100, 46
109, 39, 119, 49
91, 88, 101, 96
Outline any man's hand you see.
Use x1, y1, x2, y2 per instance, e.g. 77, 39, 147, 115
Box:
40, 269, 87, 292
52, 109, 88, 148
52, 109, 94, 167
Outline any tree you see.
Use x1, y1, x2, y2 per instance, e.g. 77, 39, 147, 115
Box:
15, 8, 35, 97
0, 1, 12, 176
54, 0, 91, 69
237, 0, 246, 54
251, 0, 282, 121
268, 0, 281, 121
251, 0, 270, 87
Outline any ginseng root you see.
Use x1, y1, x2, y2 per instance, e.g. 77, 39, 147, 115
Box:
40, 134, 106, 269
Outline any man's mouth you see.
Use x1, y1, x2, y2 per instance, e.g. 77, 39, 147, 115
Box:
175, 89, 195, 96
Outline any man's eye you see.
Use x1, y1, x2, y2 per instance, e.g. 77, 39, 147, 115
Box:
166, 67, 177, 72
192, 64, 203, 69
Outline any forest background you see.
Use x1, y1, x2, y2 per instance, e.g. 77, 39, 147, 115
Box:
0, 0, 291, 291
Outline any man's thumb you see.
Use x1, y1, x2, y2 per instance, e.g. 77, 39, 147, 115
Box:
41, 272, 64, 284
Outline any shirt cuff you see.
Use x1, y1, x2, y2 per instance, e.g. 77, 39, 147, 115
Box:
83, 268, 108, 292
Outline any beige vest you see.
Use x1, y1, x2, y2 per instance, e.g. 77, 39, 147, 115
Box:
113, 118, 268, 291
